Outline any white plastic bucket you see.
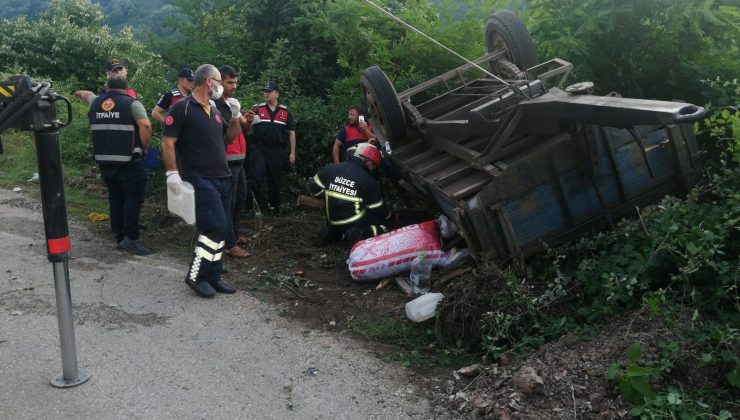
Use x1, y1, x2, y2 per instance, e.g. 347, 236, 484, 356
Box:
405, 292, 444, 323
167, 181, 196, 226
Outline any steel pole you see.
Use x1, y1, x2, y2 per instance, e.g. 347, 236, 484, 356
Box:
34, 128, 90, 388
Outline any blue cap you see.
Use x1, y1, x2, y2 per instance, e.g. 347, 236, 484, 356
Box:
262, 80, 279, 92
178, 68, 194, 81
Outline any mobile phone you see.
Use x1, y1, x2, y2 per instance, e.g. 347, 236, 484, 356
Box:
358, 115, 365, 123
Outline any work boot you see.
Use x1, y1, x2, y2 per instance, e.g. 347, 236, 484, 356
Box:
185, 277, 216, 298
210, 277, 236, 294
117, 237, 152, 255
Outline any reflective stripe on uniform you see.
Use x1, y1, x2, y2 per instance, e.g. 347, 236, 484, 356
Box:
325, 190, 362, 203
329, 209, 366, 226
197, 235, 224, 251
312, 174, 325, 189
90, 124, 136, 131
195, 246, 223, 262
371, 225, 377, 236
95, 154, 132, 162
227, 153, 246, 161
367, 199, 384, 209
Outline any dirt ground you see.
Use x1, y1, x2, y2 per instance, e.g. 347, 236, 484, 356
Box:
78, 196, 736, 419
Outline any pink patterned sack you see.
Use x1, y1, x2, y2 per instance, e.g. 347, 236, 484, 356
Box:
347, 220, 447, 282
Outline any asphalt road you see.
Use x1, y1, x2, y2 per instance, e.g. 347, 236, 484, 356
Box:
0, 188, 434, 419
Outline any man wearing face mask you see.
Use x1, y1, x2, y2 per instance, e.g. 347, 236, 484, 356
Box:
161, 64, 243, 298
307, 143, 391, 246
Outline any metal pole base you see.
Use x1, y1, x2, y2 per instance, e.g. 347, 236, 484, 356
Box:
50, 368, 91, 388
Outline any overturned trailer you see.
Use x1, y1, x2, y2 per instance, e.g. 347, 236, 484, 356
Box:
361, 11, 705, 261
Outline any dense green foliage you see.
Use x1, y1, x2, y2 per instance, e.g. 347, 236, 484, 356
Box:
1, 1, 738, 416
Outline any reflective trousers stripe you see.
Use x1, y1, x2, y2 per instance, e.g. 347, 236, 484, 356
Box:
90, 124, 135, 131
198, 235, 224, 251
195, 246, 223, 262
227, 154, 246, 161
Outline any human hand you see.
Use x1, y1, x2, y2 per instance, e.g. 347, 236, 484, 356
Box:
73, 90, 94, 103
241, 109, 255, 124
226, 97, 241, 118
166, 171, 181, 195
289, 153, 296, 165
358, 120, 368, 131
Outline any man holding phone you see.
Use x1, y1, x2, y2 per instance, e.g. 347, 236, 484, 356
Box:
332, 104, 376, 163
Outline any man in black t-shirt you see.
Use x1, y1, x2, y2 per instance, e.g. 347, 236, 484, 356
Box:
161, 64, 243, 298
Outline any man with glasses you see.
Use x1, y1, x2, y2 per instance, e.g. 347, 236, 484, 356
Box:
161, 64, 243, 298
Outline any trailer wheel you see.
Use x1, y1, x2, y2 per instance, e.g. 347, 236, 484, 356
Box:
485, 10, 537, 79
361, 66, 407, 145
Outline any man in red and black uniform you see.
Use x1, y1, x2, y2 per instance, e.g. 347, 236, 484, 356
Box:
333, 104, 376, 163
308, 143, 391, 245
214, 65, 253, 258
151, 68, 194, 124
87, 75, 152, 255
245, 81, 296, 215
161, 64, 243, 298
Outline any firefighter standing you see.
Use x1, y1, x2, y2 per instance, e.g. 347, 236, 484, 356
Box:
88, 75, 152, 255
308, 143, 391, 245
245, 81, 296, 215
161, 64, 243, 298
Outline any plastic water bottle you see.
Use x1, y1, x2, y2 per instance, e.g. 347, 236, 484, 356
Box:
409, 254, 432, 295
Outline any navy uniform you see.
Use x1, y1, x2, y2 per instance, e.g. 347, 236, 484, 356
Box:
308, 144, 390, 244
88, 89, 150, 254
162, 95, 232, 290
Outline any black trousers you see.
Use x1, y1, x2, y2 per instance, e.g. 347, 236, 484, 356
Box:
99, 161, 146, 242
182, 175, 231, 285
246, 144, 285, 209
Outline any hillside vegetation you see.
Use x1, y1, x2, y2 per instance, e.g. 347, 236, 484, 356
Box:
1, 1, 738, 417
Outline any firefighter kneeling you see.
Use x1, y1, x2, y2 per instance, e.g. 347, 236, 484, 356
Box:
308, 143, 390, 245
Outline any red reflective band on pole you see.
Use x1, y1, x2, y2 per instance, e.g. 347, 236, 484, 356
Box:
47, 237, 71, 254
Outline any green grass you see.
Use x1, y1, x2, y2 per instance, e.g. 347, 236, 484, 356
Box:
0, 130, 108, 221
351, 315, 476, 367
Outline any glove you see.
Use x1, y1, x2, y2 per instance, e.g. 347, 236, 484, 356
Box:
166, 170, 182, 195
226, 97, 241, 118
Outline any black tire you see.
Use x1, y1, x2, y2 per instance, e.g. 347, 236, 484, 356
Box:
361, 66, 407, 145
484, 10, 537, 77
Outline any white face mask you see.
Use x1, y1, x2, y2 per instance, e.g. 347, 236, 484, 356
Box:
210, 83, 224, 100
